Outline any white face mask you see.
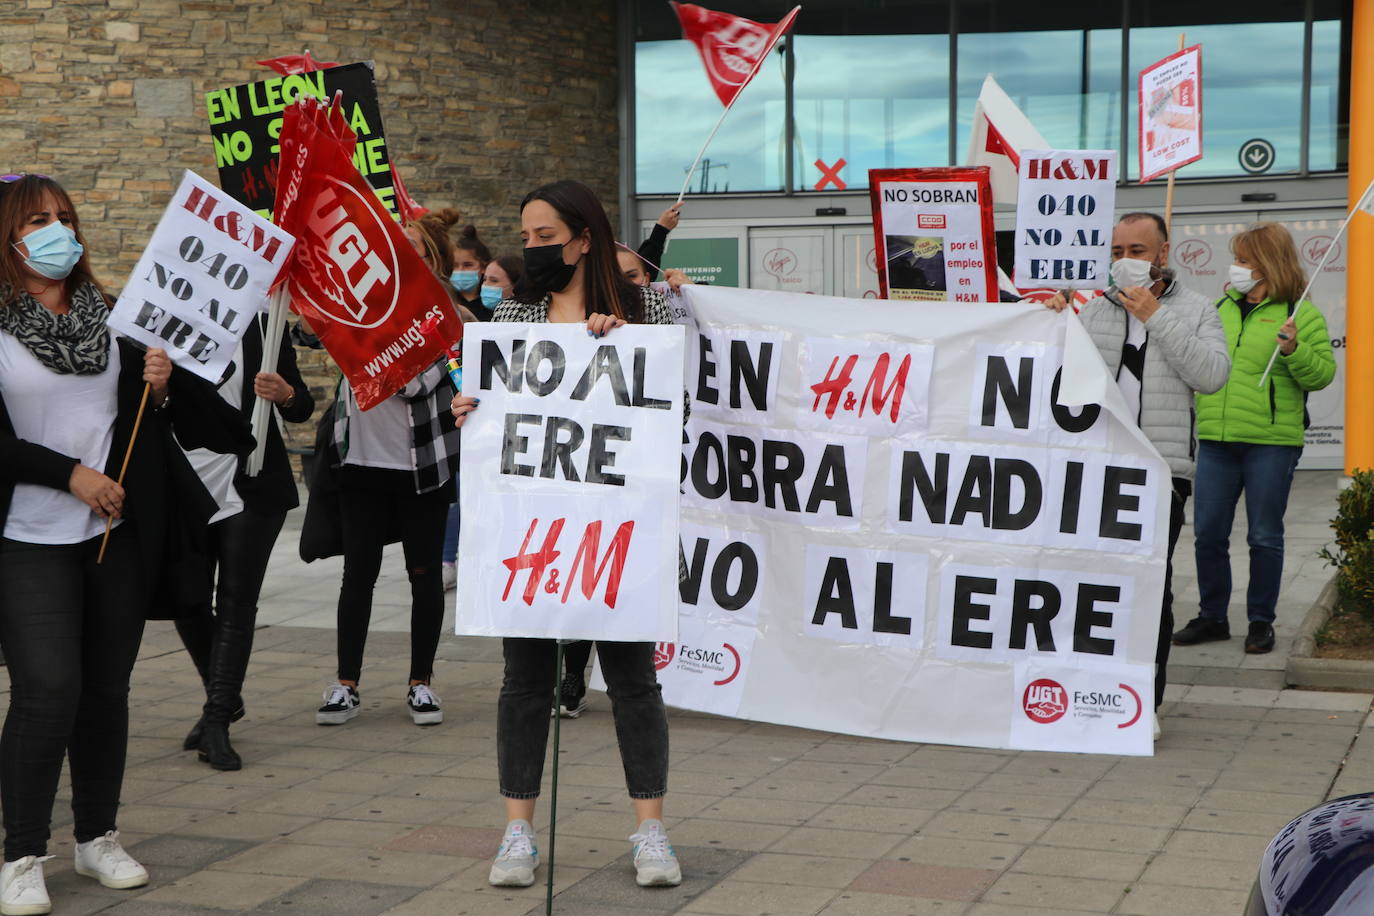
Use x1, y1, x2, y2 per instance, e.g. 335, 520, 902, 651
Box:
1228, 263, 1260, 294
1109, 257, 1154, 289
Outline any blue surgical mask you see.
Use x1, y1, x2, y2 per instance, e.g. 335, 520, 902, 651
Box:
450, 269, 480, 292
16, 221, 83, 280
480, 285, 504, 308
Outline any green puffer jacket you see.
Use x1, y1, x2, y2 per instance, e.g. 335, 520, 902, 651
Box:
1195, 288, 1336, 446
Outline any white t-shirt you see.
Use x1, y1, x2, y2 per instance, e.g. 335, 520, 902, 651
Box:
0, 331, 121, 544
343, 392, 413, 471
184, 343, 244, 524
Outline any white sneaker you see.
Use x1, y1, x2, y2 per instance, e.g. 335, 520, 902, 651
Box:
406, 684, 443, 726
74, 830, 148, 889
442, 563, 457, 592
316, 684, 360, 725
0, 855, 53, 915
630, 819, 681, 887
489, 819, 538, 887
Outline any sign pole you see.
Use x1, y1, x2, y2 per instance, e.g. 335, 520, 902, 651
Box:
1162, 33, 1186, 237
545, 640, 564, 915
97, 382, 151, 564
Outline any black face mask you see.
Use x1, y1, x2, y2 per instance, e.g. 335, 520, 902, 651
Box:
523, 242, 580, 295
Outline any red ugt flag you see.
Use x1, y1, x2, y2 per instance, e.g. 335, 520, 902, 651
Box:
671, 2, 800, 108
273, 96, 461, 410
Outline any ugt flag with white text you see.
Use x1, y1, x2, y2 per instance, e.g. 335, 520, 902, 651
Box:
456, 323, 686, 643
109, 170, 294, 383
645, 286, 1170, 756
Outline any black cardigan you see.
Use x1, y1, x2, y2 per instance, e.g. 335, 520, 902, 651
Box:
0, 337, 255, 589
229, 316, 315, 513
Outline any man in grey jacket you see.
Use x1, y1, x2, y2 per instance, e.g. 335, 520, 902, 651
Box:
1046, 212, 1230, 736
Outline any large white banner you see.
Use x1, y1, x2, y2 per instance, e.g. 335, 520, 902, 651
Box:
456, 323, 685, 642
1014, 150, 1117, 290
109, 170, 294, 382
610, 286, 1170, 756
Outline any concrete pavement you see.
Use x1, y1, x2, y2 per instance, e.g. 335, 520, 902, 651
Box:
8, 469, 1370, 915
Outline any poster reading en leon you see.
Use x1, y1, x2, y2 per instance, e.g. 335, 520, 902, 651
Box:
868, 167, 998, 303
204, 61, 396, 219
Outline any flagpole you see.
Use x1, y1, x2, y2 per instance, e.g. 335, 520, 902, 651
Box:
246, 285, 290, 476
1256, 177, 1372, 387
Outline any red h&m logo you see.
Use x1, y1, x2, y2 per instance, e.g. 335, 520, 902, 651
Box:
501, 518, 635, 608
810, 352, 912, 422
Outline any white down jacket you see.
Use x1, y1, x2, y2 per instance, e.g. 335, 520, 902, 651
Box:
1076, 278, 1230, 481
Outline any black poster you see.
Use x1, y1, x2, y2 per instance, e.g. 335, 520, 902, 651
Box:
204, 61, 396, 219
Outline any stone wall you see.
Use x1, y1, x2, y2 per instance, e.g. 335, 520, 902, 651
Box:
0, 0, 621, 461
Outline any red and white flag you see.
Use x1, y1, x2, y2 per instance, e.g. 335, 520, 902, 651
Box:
273, 96, 461, 410
671, 2, 800, 108
964, 74, 1049, 207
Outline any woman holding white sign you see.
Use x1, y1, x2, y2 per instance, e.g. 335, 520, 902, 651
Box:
0, 174, 252, 912
450, 179, 682, 890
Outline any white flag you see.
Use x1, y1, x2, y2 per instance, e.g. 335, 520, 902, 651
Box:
964, 75, 1050, 208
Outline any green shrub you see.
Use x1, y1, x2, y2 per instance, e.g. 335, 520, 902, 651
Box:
1319, 469, 1374, 625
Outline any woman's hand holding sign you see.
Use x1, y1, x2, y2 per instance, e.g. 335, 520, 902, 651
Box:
451, 394, 479, 427
586, 313, 626, 339
143, 347, 172, 405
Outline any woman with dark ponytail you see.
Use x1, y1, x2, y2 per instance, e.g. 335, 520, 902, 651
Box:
450, 180, 682, 891
450, 222, 493, 320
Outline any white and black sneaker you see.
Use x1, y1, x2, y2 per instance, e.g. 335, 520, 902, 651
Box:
316, 684, 360, 725
407, 684, 443, 726
558, 672, 587, 719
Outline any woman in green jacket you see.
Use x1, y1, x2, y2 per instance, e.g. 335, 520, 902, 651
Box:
1173, 223, 1336, 653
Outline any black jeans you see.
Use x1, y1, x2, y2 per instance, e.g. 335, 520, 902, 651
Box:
336, 480, 448, 683
175, 507, 287, 715
0, 525, 146, 860
498, 639, 668, 799
1156, 478, 1191, 710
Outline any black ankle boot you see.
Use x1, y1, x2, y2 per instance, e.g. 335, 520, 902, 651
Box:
198, 722, 242, 771
183, 704, 245, 752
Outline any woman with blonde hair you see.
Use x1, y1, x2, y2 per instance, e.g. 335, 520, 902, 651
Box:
1172, 222, 1336, 654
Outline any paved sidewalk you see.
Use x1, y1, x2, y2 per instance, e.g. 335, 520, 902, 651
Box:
6, 470, 1370, 915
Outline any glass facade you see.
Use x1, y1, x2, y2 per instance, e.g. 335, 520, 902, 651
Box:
632, 0, 1351, 193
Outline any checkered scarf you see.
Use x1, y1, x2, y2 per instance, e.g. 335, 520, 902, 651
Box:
333, 360, 460, 494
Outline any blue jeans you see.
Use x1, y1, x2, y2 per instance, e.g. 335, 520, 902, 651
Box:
1193, 440, 1302, 626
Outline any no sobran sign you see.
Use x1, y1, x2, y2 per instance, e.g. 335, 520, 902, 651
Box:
455, 323, 686, 643
623, 286, 1169, 756
869, 167, 998, 303
109, 170, 295, 383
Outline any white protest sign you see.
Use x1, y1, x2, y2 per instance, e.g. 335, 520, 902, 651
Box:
456, 322, 685, 642
109, 171, 295, 382
604, 285, 1169, 757
1138, 45, 1203, 183
1014, 150, 1117, 290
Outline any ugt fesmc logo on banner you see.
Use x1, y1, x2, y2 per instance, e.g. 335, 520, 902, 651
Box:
455, 323, 686, 643
109, 170, 295, 383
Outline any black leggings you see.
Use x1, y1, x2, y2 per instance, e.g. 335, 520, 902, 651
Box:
336, 482, 448, 684
0, 525, 146, 860
175, 507, 287, 712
